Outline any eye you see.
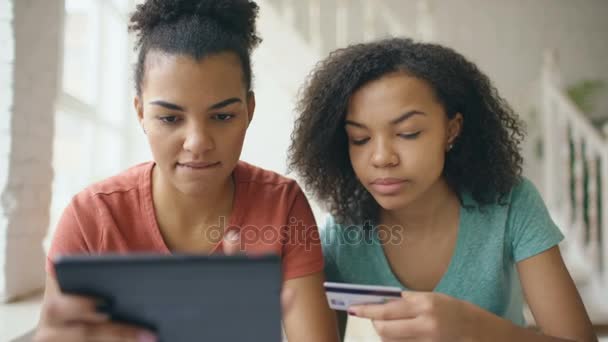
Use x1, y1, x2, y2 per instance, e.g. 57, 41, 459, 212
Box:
159, 116, 180, 124
350, 137, 370, 146
213, 113, 234, 121
398, 132, 421, 140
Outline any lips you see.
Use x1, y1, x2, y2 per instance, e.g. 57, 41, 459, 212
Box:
177, 161, 221, 169
369, 178, 408, 195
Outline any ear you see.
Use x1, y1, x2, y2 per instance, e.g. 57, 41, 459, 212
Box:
246, 91, 256, 126
134, 96, 144, 128
447, 112, 463, 146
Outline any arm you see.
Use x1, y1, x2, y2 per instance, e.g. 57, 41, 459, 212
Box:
508, 246, 595, 341
282, 272, 340, 342
502, 181, 597, 341
468, 246, 596, 342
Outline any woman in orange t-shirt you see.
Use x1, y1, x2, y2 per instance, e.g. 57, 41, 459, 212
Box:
35, 1, 338, 341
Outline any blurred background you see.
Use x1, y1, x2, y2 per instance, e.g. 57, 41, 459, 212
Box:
0, 0, 607, 340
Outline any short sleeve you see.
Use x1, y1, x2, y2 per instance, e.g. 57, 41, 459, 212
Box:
281, 188, 325, 280
507, 178, 565, 263
46, 201, 90, 276
320, 215, 342, 283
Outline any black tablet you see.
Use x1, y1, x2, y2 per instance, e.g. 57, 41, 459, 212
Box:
54, 254, 282, 341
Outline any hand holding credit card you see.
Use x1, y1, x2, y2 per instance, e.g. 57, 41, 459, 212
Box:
324, 282, 403, 311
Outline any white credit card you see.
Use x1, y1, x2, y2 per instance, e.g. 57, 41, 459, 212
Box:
324, 281, 403, 311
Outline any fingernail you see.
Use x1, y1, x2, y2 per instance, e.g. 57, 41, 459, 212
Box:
347, 310, 358, 316
138, 331, 157, 342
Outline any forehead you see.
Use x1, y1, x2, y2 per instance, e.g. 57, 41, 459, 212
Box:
346, 72, 439, 120
142, 51, 245, 96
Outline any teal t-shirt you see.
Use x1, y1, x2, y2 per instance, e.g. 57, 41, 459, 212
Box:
321, 178, 564, 326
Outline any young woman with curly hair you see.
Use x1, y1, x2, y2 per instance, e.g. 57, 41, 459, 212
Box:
35, 1, 338, 341
289, 38, 596, 341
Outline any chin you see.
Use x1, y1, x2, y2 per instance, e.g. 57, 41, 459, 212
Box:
373, 196, 403, 211
372, 192, 417, 212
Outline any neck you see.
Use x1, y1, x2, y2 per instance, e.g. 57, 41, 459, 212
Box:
152, 165, 234, 233
380, 178, 459, 237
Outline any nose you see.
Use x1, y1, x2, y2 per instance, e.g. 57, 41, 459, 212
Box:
371, 138, 399, 168
182, 122, 215, 155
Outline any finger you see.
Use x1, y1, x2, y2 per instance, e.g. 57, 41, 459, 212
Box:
222, 229, 243, 255
33, 326, 84, 342
85, 322, 157, 342
349, 296, 415, 320
372, 316, 428, 340
33, 322, 155, 342
280, 287, 295, 314
44, 295, 109, 326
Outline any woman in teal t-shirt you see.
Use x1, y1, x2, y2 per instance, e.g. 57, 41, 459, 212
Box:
289, 38, 596, 341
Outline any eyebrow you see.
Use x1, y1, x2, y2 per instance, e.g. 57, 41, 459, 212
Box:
208, 97, 242, 110
148, 97, 243, 112
345, 110, 425, 128
149, 100, 185, 111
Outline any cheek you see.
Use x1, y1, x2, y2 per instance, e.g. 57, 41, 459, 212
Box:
219, 122, 249, 153
348, 146, 369, 178
145, 128, 184, 162
407, 140, 446, 176
148, 128, 177, 147
419, 153, 445, 177
395, 134, 445, 171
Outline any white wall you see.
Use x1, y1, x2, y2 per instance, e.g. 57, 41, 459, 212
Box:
385, 0, 608, 116
241, 0, 320, 174
0, 0, 64, 302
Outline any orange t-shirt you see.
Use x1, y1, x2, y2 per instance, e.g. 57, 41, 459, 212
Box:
47, 161, 323, 281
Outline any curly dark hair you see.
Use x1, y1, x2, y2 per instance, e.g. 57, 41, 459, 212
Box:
129, 0, 262, 96
288, 38, 525, 225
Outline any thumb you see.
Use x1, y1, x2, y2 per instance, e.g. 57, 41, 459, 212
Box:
223, 229, 242, 255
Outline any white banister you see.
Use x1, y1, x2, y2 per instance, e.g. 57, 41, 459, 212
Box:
603, 148, 608, 284
541, 50, 559, 211
540, 48, 608, 287
559, 121, 572, 235
573, 132, 586, 247
586, 147, 600, 271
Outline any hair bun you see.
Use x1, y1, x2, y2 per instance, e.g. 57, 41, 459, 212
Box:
130, 0, 261, 50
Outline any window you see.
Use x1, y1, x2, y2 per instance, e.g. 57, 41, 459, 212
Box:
46, 0, 147, 250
